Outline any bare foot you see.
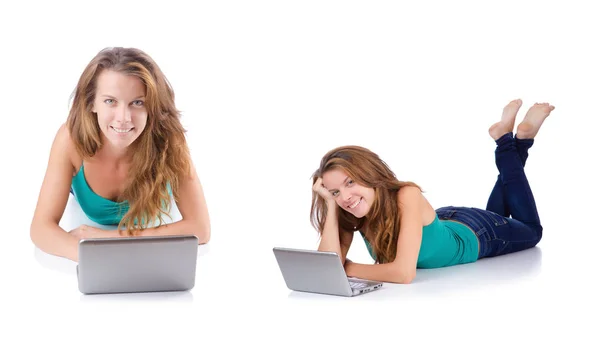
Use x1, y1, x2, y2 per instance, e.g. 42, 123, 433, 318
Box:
516, 102, 555, 139
489, 99, 523, 140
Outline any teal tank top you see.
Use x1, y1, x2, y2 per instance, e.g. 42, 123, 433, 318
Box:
71, 164, 173, 226
70, 165, 173, 227
70, 165, 130, 226
361, 213, 479, 268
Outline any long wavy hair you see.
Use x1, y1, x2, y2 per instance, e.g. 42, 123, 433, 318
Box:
66, 47, 192, 235
310, 145, 422, 264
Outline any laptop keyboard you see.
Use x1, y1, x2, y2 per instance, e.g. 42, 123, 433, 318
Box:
349, 281, 368, 289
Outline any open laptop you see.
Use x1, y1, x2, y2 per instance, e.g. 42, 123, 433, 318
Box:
77, 235, 199, 295
272, 247, 383, 297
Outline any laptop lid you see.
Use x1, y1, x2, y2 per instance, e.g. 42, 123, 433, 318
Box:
273, 247, 355, 297
77, 235, 198, 294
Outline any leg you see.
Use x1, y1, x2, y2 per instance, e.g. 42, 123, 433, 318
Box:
486, 101, 552, 217
486, 99, 531, 216
492, 131, 544, 236
440, 206, 545, 258
486, 137, 534, 216
440, 132, 547, 258
479, 102, 555, 257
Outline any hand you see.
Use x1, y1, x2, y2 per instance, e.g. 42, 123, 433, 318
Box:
312, 177, 335, 203
69, 224, 119, 240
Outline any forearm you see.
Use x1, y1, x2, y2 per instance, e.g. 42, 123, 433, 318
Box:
135, 219, 210, 244
317, 201, 343, 259
30, 222, 79, 262
346, 262, 415, 284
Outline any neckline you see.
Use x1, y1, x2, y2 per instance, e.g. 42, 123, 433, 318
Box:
76, 164, 127, 205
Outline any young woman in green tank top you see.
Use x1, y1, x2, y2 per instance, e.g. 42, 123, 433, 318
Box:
311, 99, 553, 284
30, 47, 211, 262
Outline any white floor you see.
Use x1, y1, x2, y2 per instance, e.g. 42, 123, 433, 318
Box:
2, 1, 600, 341
7, 190, 599, 341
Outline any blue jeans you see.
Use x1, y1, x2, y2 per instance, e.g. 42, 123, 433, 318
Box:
435, 132, 543, 259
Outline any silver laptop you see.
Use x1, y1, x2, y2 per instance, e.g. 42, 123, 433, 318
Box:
272, 247, 383, 297
77, 235, 199, 295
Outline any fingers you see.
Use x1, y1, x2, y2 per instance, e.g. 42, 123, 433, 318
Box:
69, 228, 82, 240
69, 225, 92, 240
312, 177, 323, 192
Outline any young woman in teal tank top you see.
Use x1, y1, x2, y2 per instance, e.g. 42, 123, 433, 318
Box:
311, 99, 553, 284
30, 47, 211, 262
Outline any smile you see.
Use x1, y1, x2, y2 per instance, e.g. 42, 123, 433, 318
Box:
111, 126, 134, 133
349, 198, 362, 209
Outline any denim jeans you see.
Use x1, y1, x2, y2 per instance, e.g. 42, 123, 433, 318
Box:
435, 132, 543, 259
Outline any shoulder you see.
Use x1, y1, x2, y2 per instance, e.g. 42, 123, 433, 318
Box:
54, 123, 80, 170
396, 185, 426, 217
397, 185, 436, 224
396, 185, 423, 203
55, 123, 73, 145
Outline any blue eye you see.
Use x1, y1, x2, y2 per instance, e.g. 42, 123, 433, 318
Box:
104, 99, 114, 104
348, 180, 354, 185
332, 191, 339, 197
132, 100, 144, 106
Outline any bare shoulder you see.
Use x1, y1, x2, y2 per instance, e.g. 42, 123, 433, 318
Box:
54, 123, 73, 149
53, 123, 79, 172
397, 185, 436, 224
397, 185, 423, 203
32, 123, 81, 226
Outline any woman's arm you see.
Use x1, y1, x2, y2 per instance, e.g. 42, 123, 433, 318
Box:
317, 201, 354, 265
314, 178, 353, 264
30, 124, 80, 262
134, 162, 211, 243
344, 186, 425, 284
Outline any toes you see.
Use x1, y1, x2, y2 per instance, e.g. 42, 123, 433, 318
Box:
508, 99, 522, 107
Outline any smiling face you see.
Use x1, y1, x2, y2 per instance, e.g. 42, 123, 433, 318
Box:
321, 168, 375, 218
92, 69, 148, 150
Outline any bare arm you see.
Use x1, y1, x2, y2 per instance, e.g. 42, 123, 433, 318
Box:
314, 177, 353, 264
344, 186, 425, 284
30, 124, 80, 262
317, 201, 354, 264
134, 162, 211, 243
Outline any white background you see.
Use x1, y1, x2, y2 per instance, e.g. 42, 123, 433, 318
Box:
1, 0, 599, 341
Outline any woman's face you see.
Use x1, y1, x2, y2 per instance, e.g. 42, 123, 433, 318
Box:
322, 168, 375, 218
92, 69, 148, 150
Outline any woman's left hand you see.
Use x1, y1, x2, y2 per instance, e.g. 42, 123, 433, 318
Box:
69, 224, 120, 240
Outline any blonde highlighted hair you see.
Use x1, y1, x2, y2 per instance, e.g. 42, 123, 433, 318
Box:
67, 47, 191, 234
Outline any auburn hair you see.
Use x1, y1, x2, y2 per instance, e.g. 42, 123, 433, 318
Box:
310, 145, 422, 264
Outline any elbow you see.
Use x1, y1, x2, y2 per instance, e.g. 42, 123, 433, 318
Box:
30, 221, 41, 247
30, 225, 37, 246
195, 222, 211, 244
183, 215, 210, 244
391, 266, 416, 284
198, 231, 210, 244
398, 272, 416, 284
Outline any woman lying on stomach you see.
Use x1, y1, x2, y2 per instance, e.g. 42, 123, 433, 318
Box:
310, 99, 553, 284
30, 47, 211, 262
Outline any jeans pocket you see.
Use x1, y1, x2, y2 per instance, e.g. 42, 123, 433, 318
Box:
435, 207, 458, 220
490, 238, 510, 256
471, 208, 508, 227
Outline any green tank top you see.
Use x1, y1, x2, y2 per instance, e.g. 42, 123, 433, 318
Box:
70, 164, 173, 226
361, 213, 479, 268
